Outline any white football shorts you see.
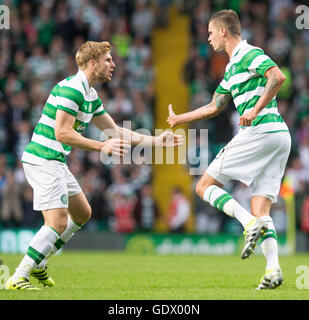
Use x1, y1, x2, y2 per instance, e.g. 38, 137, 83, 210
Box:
206, 130, 291, 203
23, 161, 82, 211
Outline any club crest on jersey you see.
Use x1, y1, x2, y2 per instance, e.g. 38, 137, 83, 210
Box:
61, 194, 68, 204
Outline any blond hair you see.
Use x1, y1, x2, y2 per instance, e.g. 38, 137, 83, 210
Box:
75, 41, 111, 69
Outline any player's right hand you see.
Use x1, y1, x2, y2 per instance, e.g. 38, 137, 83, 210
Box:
167, 104, 178, 128
101, 138, 130, 157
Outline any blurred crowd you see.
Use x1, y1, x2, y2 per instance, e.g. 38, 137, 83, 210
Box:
0, 0, 308, 236
186, 0, 309, 235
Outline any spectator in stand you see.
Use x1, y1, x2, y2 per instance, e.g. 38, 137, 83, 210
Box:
300, 185, 309, 249
14, 120, 31, 161
111, 16, 132, 59
131, 0, 155, 43
127, 35, 152, 76
88, 179, 113, 231
301, 187, 309, 233
134, 184, 159, 231
35, 4, 55, 50
131, 93, 154, 132
112, 192, 137, 233
167, 187, 190, 233
155, 0, 171, 28
0, 170, 23, 228
0, 102, 9, 153
299, 134, 309, 177
286, 157, 307, 194
106, 86, 133, 124
267, 27, 291, 64
107, 166, 133, 200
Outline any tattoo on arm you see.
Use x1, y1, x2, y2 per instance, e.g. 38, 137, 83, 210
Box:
251, 67, 285, 114
178, 91, 232, 122
213, 92, 232, 109
263, 66, 285, 96
263, 73, 280, 96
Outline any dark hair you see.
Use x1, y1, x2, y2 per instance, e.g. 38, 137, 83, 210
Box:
209, 9, 241, 36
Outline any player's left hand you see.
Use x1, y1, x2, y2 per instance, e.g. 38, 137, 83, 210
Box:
156, 131, 184, 148
239, 110, 258, 127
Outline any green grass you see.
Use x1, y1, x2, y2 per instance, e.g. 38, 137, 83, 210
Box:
0, 251, 308, 300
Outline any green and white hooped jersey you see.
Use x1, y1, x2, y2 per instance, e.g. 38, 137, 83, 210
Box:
216, 40, 289, 134
22, 70, 106, 165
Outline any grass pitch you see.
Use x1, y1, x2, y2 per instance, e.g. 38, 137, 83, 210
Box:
0, 251, 308, 300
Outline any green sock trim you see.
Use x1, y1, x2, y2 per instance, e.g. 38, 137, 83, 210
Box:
260, 229, 278, 242
207, 186, 218, 202
47, 226, 60, 237
214, 193, 233, 211
71, 219, 82, 228
27, 246, 46, 265
54, 238, 66, 250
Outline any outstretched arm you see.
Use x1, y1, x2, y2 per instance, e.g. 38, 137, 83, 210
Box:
54, 110, 129, 156
239, 66, 286, 126
92, 112, 183, 147
167, 91, 232, 128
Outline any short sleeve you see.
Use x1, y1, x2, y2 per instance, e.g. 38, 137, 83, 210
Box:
56, 86, 84, 117
215, 81, 230, 95
242, 49, 277, 77
93, 97, 106, 117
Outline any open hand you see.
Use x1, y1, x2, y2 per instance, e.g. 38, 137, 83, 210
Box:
101, 138, 130, 157
156, 131, 184, 148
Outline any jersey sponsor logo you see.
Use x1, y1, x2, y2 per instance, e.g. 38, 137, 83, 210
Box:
73, 120, 86, 132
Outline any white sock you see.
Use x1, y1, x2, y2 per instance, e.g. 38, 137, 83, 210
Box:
37, 215, 82, 269
260, 216, 280, 271
203, 185, 255, 228
12, 226, 59, 281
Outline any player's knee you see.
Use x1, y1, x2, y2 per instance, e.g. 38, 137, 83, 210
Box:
84, 205, 92, 222
69, 204, 91, 226
57, 222, 68, 235
43, 209, 68, 235
57, 215, 68, 234
80, 205, 92, 224
49, 219, 67, 235
196, 177, 217, 200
